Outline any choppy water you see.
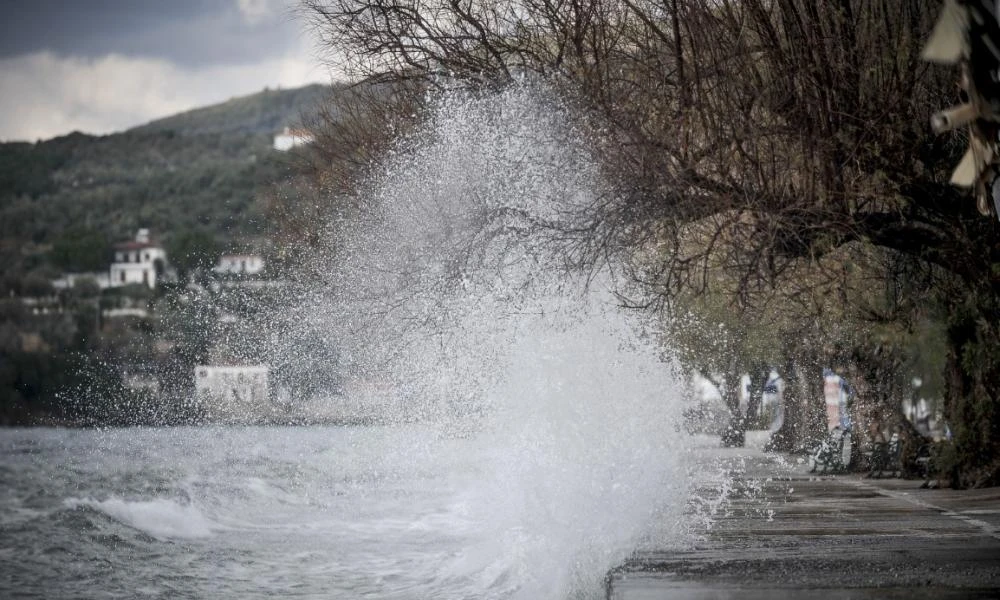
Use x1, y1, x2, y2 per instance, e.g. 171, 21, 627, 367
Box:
1, 425, 705, 599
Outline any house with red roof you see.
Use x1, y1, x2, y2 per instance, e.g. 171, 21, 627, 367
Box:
109, 229, 168, 289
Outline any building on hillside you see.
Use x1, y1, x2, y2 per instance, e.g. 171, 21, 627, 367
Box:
213, 253, 265, 275
51, 272, 111, 291
194, 365, 270, 423
102, 307, 152, 319
273, 126, 314, 151
20, 296, 64, 315
109, 229, 167, 289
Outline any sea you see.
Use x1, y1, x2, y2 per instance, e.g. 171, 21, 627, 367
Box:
0, 424, 715, 599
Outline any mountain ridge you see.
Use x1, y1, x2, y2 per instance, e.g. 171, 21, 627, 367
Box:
131, 83, 333, 137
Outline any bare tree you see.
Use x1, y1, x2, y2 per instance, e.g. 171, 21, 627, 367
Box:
302, 0, 1000, 485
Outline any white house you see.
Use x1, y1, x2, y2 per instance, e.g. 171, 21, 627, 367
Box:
194, 365, 270, 423
109, 229, 167, 289
273, 126, 314, 151
51, 272, 111, 290
213, 254, 265, 275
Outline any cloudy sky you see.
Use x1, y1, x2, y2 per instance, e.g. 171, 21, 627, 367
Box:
0, 0, 331, 142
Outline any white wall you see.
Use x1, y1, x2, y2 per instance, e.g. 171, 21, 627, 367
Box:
214, 255, 265, 275
273, 129, 314, 151
51, 272, 112, 290
109, 246, 167, 289
109, 262, 158, 288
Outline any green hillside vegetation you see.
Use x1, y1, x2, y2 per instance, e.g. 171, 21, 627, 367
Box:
0, 84, 333, 291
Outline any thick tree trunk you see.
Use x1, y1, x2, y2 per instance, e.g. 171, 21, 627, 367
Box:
846, 364, 882, 471
765, 361, 800, 452
744, 364, 768, 430
766, 359, 823, 452
944, 299, 1000, 488
764, 358, 810, 452
802, 364, 826, 445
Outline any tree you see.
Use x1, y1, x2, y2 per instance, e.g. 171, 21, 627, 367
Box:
21, 272, 54, 297
166, 229, 220, 280
49, 227, 109, 272
663, 284, 783, 446
304, 0, 1000, 485
70, 277, 101, 300
261, 81, 425, 260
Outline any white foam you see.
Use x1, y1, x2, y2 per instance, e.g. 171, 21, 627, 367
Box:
263, 84, 698, 599
65, 496, 216, 540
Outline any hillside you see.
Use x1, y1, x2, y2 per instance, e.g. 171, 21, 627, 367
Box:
133, 84, 332, 136
0, 83, 333, 291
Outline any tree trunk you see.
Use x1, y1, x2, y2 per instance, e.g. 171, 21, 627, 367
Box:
768, 348, 827, 453
745, 364, 768, 430
765, 361, 799, 452
720, 372, 746, 447
766, 358, 816, 451
943, 297, 1000, 488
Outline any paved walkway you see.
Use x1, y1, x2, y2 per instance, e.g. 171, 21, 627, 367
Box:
610, 440, 1000, 599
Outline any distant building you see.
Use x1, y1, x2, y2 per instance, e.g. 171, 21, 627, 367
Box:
273, 126, 314, 151
194, 365, 270, 423
51, 272, 111, 291
109, 229, 167, 289
102, 307, 152, 319
20, 296, 63, 315
213, 254, 265, 275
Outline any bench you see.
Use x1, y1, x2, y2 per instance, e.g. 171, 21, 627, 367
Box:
809, 428, 848, 474
868, 433, 902, 478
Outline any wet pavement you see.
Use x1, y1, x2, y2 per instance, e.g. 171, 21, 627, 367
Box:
610, 437, 1000, 599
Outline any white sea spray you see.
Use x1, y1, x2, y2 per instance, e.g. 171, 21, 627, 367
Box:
263, 84, 703, 598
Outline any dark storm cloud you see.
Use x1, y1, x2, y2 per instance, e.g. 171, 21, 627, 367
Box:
0, 0, 302, 67
0, 0, 326, 141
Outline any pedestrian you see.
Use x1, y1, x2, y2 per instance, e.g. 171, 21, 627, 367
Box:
867, 419, 887, 478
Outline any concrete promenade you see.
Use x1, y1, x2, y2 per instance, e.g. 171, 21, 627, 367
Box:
611, 436, 1000, 599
